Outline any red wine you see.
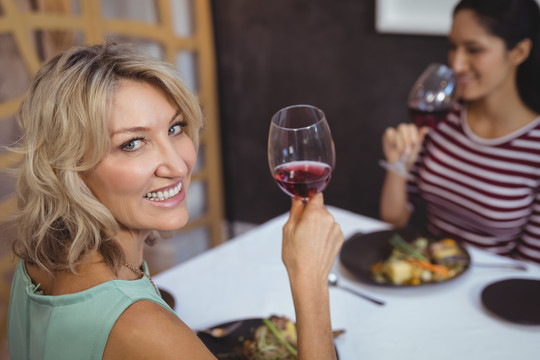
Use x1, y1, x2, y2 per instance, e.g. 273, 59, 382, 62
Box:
273, 161, 332, 198
408, 106, 451, 129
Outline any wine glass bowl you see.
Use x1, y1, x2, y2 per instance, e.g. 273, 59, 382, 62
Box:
379, 63, 456, 179
268, 105, 335, 200
407, 63, 457, 129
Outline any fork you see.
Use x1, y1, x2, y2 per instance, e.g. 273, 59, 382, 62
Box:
197, 320, 244, 338
328, 273, 385, 306
472, 262, 528, 271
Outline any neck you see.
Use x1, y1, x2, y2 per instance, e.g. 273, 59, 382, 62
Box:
466, 77, 538, 137
115, 228, 150, 267
26, 251, 115, 296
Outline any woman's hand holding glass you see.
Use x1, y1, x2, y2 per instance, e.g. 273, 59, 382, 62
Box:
282, 193, 343, 284
281, 192, 343, 360
269, 106, 341, 359
381, 123, 429, 180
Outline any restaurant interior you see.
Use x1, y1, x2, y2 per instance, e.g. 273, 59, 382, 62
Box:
0, 0, 539, 359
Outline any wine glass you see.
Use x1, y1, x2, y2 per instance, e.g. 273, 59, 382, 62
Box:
379, 63, 456, 179
407, 62, 457, 129
268, 104, 335, 200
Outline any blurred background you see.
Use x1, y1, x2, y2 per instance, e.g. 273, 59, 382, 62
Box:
214, 0, 449, 224
0, 0, 454, 357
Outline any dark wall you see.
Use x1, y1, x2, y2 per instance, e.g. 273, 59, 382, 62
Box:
212, 0, 449, 223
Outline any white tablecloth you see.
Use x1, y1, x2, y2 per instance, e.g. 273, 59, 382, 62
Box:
154, 206, 540, 360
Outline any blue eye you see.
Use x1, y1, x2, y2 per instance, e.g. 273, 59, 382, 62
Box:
169, 122, 186, 136
122, 137, 144, 151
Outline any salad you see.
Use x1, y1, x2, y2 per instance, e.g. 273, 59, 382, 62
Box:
370, 234, 468, 285
242, 316, 298, 360
211, 315, 343, 360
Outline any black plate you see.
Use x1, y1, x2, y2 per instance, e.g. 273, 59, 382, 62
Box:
158, 288, 175, 309
339, 228, 471, 287
197, 318, 261, 359
481, 278, 540, 325
197, 318, 339, 359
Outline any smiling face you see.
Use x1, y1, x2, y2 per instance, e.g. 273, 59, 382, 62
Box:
448, 9, 517, 102
85, 79, 197, 234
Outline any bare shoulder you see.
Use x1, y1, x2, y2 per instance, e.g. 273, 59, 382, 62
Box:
103, 300, 216, 360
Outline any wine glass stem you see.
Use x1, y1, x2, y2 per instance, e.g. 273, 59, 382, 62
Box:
379, 153, 412, 180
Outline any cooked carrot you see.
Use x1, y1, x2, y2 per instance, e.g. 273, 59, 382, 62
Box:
407, 258, 449, 277
371, 262, 383, 274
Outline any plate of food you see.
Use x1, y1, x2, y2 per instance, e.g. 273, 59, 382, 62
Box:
197, 315, 342, 359
339, 228, 470, 286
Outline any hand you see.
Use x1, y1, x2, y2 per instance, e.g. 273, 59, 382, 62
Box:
382, 123, 429, 171
282, 193, 343, 287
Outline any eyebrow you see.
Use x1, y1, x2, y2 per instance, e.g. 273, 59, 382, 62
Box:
111, 111, 181, 136
448, 35, 483, 45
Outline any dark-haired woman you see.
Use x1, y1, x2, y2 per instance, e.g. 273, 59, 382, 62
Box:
380, 0, 540, 263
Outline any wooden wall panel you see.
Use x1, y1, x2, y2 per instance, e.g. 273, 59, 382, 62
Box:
0, 0, 224, 347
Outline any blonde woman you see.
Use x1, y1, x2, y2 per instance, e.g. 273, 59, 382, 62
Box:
8, 43, 343, 360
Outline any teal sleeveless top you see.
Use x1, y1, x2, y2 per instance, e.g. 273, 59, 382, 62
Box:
8, 259, 174, 360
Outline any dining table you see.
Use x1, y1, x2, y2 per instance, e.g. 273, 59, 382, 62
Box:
154, 206, 540, 360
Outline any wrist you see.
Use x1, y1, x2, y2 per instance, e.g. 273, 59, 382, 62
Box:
288, 273, 329, 303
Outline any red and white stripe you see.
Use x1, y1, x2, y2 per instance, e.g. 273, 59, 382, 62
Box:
408, 108, 540, 264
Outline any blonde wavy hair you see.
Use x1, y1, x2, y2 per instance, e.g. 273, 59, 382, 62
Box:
12, 42, 203, 274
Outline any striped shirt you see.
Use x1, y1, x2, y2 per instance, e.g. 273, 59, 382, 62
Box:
408, 107, 540, 264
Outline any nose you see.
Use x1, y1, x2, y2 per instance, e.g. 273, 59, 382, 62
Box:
449, 47, 467, 74
154, 140, 190, 179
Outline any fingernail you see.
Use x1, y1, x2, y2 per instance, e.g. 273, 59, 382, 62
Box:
403, 146, 412, 155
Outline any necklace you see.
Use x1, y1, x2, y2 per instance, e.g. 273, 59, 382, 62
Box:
124, 263, 160, 295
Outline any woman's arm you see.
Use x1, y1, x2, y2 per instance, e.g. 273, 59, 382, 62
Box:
380, 169, 411, 226
103, 301, 217, 360
379, 124, 428, 226
282, 193, 344, 360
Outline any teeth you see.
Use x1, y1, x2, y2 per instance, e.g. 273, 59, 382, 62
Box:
144, 183, 182, 201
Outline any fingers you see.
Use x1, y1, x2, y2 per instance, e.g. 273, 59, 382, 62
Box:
383, 123, 425, 163
286, 193, 325, 233
419, 126, 430, 140
305, 192, 324, 209
281, 194, 343, 283
288, 196, 305, 225
330, 222, 345, 258
384, 123, 424, 148
396, 123, 421, 149
382, 128, 402, 163
382, 126, 399, 148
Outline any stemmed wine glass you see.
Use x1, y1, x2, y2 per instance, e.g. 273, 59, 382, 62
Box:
407, 62, 457, 129
379, 63, 457, 178
268, 104, 335, 200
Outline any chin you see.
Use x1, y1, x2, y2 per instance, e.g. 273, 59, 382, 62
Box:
459, 90, 482, 103
155, 214, 190, 231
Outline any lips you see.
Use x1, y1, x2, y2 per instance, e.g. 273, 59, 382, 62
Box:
144, 182, 182, 201
457, 74, 475, 86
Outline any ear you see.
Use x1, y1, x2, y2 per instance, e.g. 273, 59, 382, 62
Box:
509, 38, 532, 66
